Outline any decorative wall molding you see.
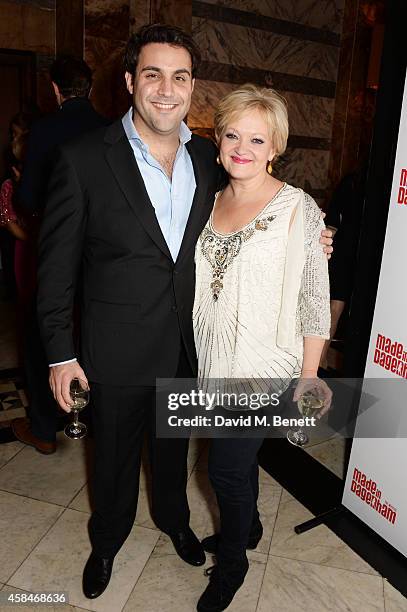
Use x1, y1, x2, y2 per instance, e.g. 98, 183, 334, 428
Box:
6, 0, 55, 9
197, 61, 336, 98
192, 1, 341, 47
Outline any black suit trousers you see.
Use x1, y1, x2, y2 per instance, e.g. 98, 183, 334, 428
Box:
88, 346, 193, 558
24, 299, 58, 442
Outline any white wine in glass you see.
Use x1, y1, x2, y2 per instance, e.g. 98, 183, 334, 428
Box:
298, 392, 324, 418
64, 378, 89, 440
287, 390, 323, 446
71, 396, 88, 411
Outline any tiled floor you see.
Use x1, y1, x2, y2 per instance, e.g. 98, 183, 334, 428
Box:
0, 377, 28, 424
0, 436, 406, 611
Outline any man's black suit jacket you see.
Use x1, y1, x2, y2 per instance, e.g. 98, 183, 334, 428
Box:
20, 97, 109, 214
37, 119, 220, 385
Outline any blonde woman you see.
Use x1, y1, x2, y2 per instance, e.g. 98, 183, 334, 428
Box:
193, 84, 331, 612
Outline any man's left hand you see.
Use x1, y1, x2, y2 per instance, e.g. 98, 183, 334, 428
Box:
320, 212, 333, 259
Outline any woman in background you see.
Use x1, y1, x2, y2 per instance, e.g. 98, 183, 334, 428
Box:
193, 84, 331, 612
319, 162, 367, 370
0, 113, 37, 329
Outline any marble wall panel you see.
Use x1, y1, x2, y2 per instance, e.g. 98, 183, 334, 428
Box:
85, 0, 130, 41
192, 17, 339, 82
284, 91, 335, 139
84, 1, 133, 120
129, 0, 151, 31
189, 79, 335, 139
197, 0, 344, 34
85, 36, 130, 119
56, 0, 83, 58
188, 79, 230, 128
0, 0, 55, 55
275, 148, 330, 194
151, 0, 192, 31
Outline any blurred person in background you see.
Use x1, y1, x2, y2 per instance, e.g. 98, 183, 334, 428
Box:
319, 161, 367, 371
0, 113, 37, 325
12, 56, 108, 455
0, 113, 36, 299
19, 56, 109, 215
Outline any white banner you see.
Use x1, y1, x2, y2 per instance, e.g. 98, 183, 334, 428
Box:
342, 69, 407, 556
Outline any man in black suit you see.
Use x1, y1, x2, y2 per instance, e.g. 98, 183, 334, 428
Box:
37, 25, 333, 602
38, 26, 218, 599
12, 57, 108, 454
19, 56, 109, 215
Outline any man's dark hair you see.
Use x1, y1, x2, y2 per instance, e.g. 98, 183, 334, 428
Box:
49, 56, 93, 98
124, 23, 201, 79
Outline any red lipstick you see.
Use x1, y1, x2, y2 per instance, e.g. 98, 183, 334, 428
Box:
231, 156, 251, 164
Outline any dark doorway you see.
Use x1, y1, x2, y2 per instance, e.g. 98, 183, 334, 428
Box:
0, 50, 36, 365
0, 49, 36, 181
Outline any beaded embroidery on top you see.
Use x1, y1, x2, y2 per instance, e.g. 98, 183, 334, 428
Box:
200, 214, 276, 300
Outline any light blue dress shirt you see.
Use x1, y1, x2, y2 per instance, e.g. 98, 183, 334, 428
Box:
122, 107, 196, 262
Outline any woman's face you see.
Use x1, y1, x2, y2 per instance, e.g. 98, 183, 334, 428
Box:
219, 108, 275, 181
11, 123, 24, 141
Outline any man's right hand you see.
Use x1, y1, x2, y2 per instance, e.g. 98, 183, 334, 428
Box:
49, 362, 89, 412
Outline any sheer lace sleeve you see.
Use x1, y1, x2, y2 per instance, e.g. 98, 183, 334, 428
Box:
0, 179, 17, 226
297, 192, 331, 338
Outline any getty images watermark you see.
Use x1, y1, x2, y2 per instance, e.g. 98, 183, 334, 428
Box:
156, 377, 407, 439
167, 388, 317, 428
168, 388, 280, 410
155, 382, 319, 438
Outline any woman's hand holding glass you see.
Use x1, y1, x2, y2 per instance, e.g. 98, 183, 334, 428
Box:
286, 377, 332, 446
293, 376, 332, 418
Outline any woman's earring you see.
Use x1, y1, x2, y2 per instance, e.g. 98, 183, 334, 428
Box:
266, 161, 273, 175
216, 155, 221, 165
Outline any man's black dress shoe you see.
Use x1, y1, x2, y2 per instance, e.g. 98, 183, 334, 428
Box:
201, 520, 263, 554
169, 526, 206, 566
83, 552, 114, 599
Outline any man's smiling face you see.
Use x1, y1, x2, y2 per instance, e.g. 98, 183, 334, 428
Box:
125, 42, 195, 139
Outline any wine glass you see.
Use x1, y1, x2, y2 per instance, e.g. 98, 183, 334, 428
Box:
286, 388, 324, 447
64, 378, 89, 440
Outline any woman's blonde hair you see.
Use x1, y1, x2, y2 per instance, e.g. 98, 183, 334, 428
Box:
214, 83, 289, 158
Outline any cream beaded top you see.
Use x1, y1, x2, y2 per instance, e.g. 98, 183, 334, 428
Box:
193, 183, 331, 396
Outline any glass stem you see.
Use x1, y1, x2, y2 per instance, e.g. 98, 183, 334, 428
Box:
73, 410, 79, 427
